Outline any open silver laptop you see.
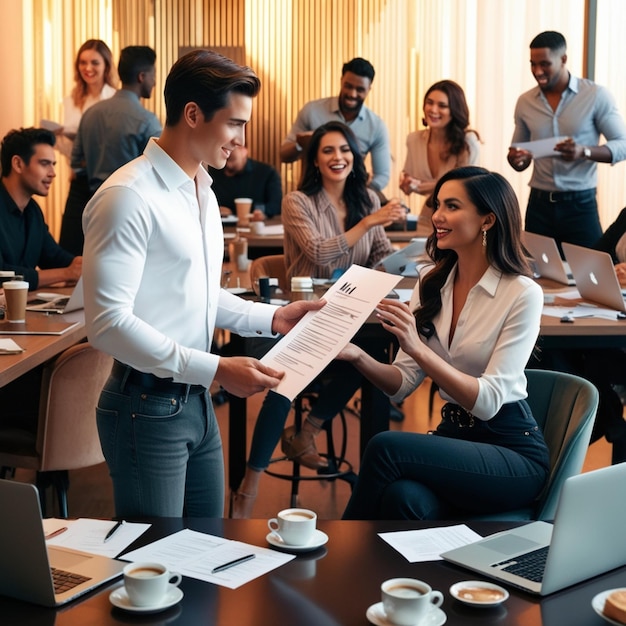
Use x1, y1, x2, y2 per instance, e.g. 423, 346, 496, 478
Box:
0, 480, 124, 607
562, 242, 626, 312
441, 464, 626, 596
26, 278, 83, 314
378, 238, 427, 276
522, 231, 575, 285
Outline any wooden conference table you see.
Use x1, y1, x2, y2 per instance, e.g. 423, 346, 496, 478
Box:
0, 307, 86, 388
1, 518, 624, 625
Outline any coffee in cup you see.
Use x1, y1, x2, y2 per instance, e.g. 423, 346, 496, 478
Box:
234, 197, 253, 227
268, 508, 316, 546
381, 578, 443, 626
123, 562, 182, 607
3, 280, 29, 323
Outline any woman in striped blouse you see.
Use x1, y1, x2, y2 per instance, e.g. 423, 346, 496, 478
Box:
231, 121, 405, 518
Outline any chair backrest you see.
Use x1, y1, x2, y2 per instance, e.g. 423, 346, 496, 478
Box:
37, 343, 112, 470
467, 369, 599, 522
249, 254, 288, 292
524, 368, 599, 520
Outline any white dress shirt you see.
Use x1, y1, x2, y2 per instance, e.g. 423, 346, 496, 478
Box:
83, 138, 277, 387
390, 264, 543, 420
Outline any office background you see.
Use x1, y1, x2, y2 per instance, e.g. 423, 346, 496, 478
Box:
1, 0, 625, 238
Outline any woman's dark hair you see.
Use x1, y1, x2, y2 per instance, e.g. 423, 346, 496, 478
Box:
415, 166, 531, 337
299, 121, 372, 229
72, 39, 116, 107
422, 80, 479, 158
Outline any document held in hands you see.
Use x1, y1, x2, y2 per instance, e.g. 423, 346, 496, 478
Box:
260, 264, 402, 401
511, 136, 567, 159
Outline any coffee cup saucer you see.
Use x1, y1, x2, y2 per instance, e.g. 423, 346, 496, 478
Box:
109, 583, 183, 614
366, 602, 446, 626
266, 528, 328, 553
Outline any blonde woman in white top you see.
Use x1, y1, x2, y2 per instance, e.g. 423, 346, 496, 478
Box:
400, 80, 480, 226
58, 39, 117, 254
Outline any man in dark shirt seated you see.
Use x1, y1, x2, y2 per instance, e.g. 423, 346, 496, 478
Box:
208, 146, 282, 218
0, 127, 81, 290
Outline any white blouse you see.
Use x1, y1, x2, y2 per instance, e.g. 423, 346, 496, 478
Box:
390, 264, 543, 420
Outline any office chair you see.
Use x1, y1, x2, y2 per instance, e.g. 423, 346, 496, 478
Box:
249, 254, 289, 293
0, 343, 112, 518
468, 369, 599, 521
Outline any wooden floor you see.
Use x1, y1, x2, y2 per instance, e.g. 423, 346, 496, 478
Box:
15, 380, 613, 520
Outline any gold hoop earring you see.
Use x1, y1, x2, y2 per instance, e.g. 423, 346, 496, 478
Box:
482, 229, 487, 247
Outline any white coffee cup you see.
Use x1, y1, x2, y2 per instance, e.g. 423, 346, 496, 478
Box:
3, 280, 29, 323
267, 508, 316, 546
234, 197, 253, 227
381, 578, 443, 626
123, 562, 182, 607
250, 221, 266, 235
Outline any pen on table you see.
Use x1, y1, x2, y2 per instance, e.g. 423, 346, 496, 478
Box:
103, 520, 125, 543
45, 527, 68, 540
211, 554, 256, 574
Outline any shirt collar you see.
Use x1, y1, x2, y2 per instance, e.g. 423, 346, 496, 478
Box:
0, 180, 24, 215
329, 96, 367, 122
144, 138, 210, 191
443, 263, 502, 297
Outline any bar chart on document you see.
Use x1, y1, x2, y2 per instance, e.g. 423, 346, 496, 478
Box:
260, 265, 401, 401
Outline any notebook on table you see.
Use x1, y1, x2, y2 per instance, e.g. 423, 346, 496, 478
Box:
26, 278, 83, 314
522, 231, 575, 285
0, 480, 124, 607
441, 464, 626, 595
562, 242, 626, 312
0, 316, 80, 335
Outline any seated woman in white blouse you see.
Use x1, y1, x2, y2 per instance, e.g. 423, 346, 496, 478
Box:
342, 166, 550, 520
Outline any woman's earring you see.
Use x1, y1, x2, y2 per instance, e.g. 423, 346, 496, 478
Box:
482, 229, 487, 247
314, 167, 320, 182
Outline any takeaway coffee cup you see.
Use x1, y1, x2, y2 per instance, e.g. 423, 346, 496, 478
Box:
123, 562, 182, 607
235, 197, 253, 227
267, 508, 316, 546
381, 578, 443, 626
3, 280, 29, 323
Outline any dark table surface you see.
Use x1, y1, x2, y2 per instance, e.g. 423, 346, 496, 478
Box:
2, 518, 625, 626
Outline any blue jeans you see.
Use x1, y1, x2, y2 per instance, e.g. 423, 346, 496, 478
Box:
343, 401, 549, 520
96, 374, 224, 518
525, 188, 601, 251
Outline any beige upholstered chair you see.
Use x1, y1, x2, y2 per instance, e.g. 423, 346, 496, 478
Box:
249, 254, 289, 293
0, 343, 112, 517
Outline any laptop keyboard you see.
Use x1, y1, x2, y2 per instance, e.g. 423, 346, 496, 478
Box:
51, 567, 91, 594
492, 546, 549, 583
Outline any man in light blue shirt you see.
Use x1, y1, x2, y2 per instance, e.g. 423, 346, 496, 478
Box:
280, 57, 391, 192
508, 31, 626, 249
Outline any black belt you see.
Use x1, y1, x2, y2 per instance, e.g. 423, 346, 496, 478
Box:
531, 188, 595, 203
111, 361, 206, 396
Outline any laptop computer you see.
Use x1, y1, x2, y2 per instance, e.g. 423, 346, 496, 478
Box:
378, 238, 427, 275
522, 231, 575, 285
562, 242, 626, 312
441, 463, 626, 596
0, 480, 124, 607
26, 278, 83, 314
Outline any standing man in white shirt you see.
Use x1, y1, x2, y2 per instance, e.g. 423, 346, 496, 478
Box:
82, 50, 323, 518
280, 57, 391, 194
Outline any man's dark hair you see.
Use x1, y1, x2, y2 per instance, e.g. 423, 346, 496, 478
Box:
163, 49, 260, 126
1, 127, 55, 177
341, 57, 375, 82
118, 46, 157, 84
530, 31, 567, 53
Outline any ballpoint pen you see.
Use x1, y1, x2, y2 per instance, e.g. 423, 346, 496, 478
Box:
103, 520, 125, 543
45, 526, 68, 540
211, 554, 256, 574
